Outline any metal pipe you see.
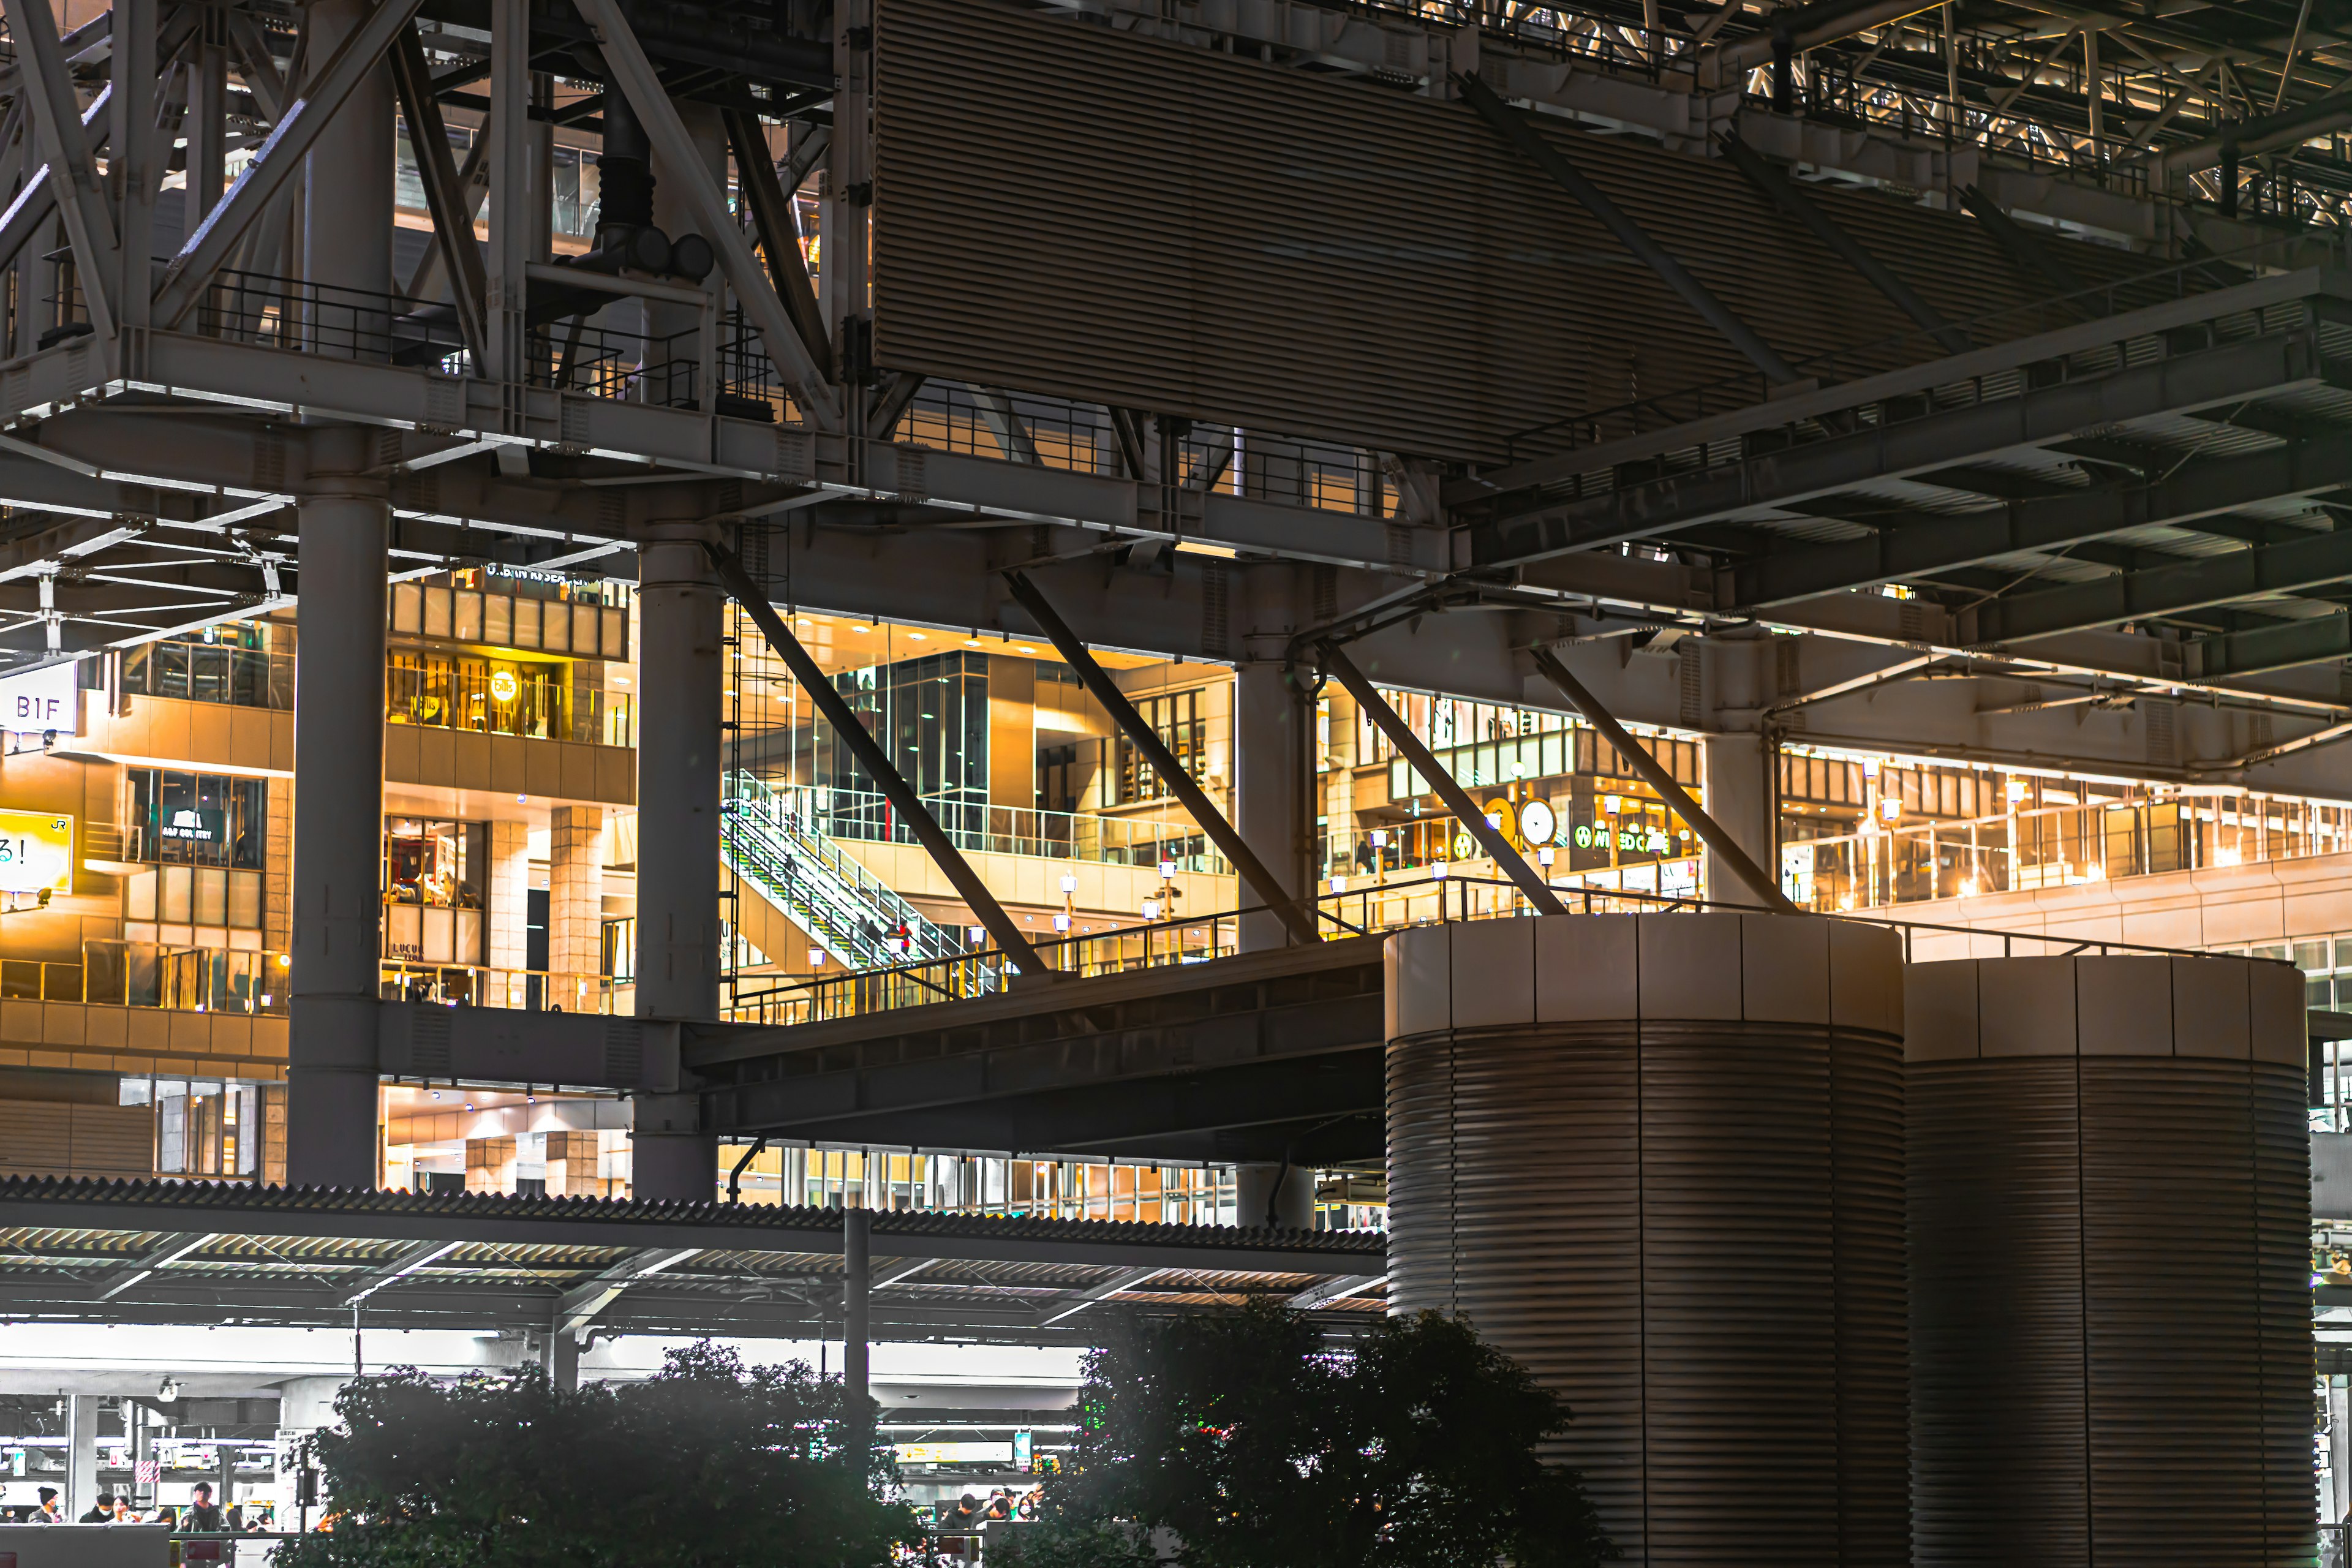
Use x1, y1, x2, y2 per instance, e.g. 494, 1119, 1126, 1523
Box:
1004, 570, 1322, 945
1457, 70, 1801, 386
1528, 644, 1800, 914
707, 543, 1054, 979
726, 1136, 769, 1204
1317, 643, 1566, 916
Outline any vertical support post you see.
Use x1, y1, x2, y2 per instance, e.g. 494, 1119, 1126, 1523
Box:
630, 525, 722, 1200
541, 1328, 581, 1393
110, 0, 156, 330
1232, 660, 1306, 952
287, 434, 389, 1190
303, 0, 394, 355
1702, 734, 1777, 910
829, 0, 873, 440
1236, 1163, 1315, 1230
2083, 29, 2104, 160
66, 1393, 97, 1520
648, 102, 726, 403
485, 0, 531, 385
843, 1206, 871, 1470
2220, 141, 2241, 217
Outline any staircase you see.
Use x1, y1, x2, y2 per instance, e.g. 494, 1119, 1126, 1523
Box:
721, 772, 975, 977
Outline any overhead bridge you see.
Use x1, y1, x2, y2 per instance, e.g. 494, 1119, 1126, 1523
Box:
374, 938, 1389, 1165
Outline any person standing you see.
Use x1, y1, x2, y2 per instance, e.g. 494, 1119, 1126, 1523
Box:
78, 1491, 116, 1522
183, 1482, 225, 1532
30, 1485, 61, 1521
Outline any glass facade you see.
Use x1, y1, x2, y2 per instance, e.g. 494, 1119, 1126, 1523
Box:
124, 770, 266, 869
383, 816, 487, 968
821, 651, 989, 839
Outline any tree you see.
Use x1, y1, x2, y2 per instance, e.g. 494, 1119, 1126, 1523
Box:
997, 1303, 1615, 1568
276, 1341, 914, 1568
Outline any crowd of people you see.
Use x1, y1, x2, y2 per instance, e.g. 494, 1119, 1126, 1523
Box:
13, 1480, 258, 1530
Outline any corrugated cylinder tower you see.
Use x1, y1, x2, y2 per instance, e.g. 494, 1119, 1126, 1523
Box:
1385, 913, 1907, 1567
1905, 954, 2312, 1567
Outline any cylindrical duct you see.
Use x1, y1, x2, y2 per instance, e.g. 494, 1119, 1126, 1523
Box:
1386, 913, 1907, 1566
1906, 954, 2312, 1567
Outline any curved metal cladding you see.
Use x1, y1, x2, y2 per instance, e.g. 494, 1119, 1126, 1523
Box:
1905, 955, 2312, 1568
1385, 913, 1907, 1567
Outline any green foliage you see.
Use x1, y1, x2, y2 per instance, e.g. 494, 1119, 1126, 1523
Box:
1004, 1303, 1615, 1568
275, 1341, 914, 1568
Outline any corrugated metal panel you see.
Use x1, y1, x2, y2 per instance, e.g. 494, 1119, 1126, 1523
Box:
875, 0, 2159, 466
1909, 1043, 2312, 1564
1388, 1017, 1905, 1564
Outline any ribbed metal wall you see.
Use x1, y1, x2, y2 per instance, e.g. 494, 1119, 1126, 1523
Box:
874, 0, 2156, 464
1385, 914, 1906, 1564
1906, 956, 2313, 1568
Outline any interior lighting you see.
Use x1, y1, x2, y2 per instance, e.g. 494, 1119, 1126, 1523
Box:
1603, 796, 1620, 815
1330, 876, 1346, 893
810, 949, 827, 966
1158, 859, 1177, 878
1054, 913, 1072, 932
853, 625, 870, 633
2214, 846, 2243, 867
1432, 862, 1448, 879
1879, 798, 1902, 823
909, 632, 928, 641
1060, 874, 1077, 894
1369, 830, 1389, 848
2005, 778, 2029, 804
1142, 899, 1160, 919
1537, 846, 1555, 867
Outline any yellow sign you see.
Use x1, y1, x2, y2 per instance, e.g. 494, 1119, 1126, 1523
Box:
895, 1440, 1014, 1465
489, 669, 521, 703
0, 810, 72, 894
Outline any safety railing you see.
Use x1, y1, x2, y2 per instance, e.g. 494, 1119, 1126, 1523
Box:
723, 772, 968, 973
773, 782, 1228, 873
725, 867, 2259, 1029
380, 961, 612, 1013
1784, 794, 2352, 913
121, 639, 292, 710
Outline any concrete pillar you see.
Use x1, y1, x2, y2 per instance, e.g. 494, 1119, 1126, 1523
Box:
1235, 1163, 1314, 1230
301, 0, 393, 353
630, 527, 722, 1199
485, 820, 531, 973
1701, 733, 1773, 908
66, 1393, 97, 1520
541, 1329, 579, 1393
1232, 661, 1305, 952
288, 447, 389, 1191
549, 805, 605, 985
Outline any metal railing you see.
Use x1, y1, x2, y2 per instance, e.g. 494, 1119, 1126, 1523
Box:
121, 639, 291, 710
725, 867, 2261, 1029
1785, 794, 2352, 914
772, 782, 1228, 873
379, 960, 611, 1013
724, 772, 968, 973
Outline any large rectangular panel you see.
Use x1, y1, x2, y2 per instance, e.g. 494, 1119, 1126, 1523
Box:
873, 0, 2149, 464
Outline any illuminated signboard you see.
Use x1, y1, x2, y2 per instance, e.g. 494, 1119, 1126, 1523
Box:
0, 662, 78, 735
0, 810, 73, 894
894, 1441, 1016, 1465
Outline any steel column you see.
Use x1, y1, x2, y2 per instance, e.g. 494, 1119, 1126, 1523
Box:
302, 0, 396, 356
1319, 644, 1566, 914
392, 22, 489, 366
633, 527, 726, 1021
1232, 660, 1312, 951
287, 451, 389, 1190
1530, 644, 1798, 913
1, 0, 119, 340
1005, 570, 1320, 945
843, 1207, 870, 1468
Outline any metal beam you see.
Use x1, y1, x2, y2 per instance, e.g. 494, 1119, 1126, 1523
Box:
1972, 527, 2352, 644
1, 0, 120, 339
1956, 184, 2096, 306
554, 1245, 699, 1336
707, 542, 1054, 977
388, 23, 488, 364
573, 0, 845, 432
1036, 1265, 1159, 1327
1318, 643, 1566, 914
1457, 71, 1801, 386
2185, 612, 2352, 682
1528, 643, 1799, 913
89, 1232, 211, 1301
1731, 439, 2352, 609
723, 108, 830, 381
1003, 569, 1323, 945
1288, 1272, 1385, 1309
1713, 0, 1942, 70
1719, 130, 1970, 355
0, 85, 110, 277
153, 0, 431, 327
342, 1238, 463, 1306
2153, 85, 2352, 173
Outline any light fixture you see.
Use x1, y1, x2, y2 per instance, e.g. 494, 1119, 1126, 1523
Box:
1060, 874, 1077, 894
1158, 859, 1177, 878
1142, 899, 1160, 919
1432, 862, 1449, 880
1602, 795, 1620, 815
1537, 846, 1555, 867
1879, 798, 1902, 823
1053, 913, 1072, 932
1330, 876, 1346, 893
1369, 830, 1389, 848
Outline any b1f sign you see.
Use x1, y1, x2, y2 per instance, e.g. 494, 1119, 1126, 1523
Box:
0, 663, 78, 735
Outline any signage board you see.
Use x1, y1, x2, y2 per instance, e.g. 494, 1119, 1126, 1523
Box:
0, 811, 72, 895
0, 663, 77, 736
894, 1441, 1015, 1465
